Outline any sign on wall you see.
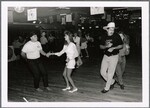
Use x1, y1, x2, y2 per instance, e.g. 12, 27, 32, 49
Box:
66, 14, 72, 22
27, 8, 37, 21
90, 7, 104, 15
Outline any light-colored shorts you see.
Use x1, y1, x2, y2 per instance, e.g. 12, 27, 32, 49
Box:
81, 42, 87, 49
66, 59, 76, 69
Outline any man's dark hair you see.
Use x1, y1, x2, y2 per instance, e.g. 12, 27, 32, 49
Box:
29, 32, 37, 38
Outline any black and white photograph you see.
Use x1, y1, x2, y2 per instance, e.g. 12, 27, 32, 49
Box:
1, 1, 149, 107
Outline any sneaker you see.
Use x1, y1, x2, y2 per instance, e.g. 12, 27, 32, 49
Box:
101, 89, 109, 93
68, 88, 78, 93
35, 88, 43, 92
76, 65, 80, 68
62, 86, 71, 91
45, 87, 51, 91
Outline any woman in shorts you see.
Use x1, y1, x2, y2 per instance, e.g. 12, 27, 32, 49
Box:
47, 30, 79, 93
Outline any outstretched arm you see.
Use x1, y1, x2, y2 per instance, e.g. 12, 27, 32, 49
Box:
21, 51, 26, 58
40, 50, 47, 57
54, 45, 66, 56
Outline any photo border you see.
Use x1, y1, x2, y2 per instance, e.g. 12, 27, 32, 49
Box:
1, 1, 149, 107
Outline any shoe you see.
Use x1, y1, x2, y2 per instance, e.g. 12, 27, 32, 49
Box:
35, 88, 43, 92
68, 88, 78, 93
101, 89, 109, 93
120, 84, 125, 90
62, 86, 71, 91
76, 65, 80, 68
110, 80, 116, 90
45, 87, 51, 91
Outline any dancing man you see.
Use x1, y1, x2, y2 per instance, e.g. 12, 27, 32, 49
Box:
21, 32, 51, 92
99, 22, 123, 93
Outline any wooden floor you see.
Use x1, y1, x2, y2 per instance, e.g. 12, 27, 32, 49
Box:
8, 49, 142, 102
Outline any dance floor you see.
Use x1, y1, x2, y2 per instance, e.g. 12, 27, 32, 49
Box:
8, 49, 142, 102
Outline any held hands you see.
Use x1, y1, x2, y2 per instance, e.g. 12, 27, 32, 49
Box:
106, 42, 114, 52
108, 47, 115, 52
65, 58, 70, 62
46, 52, 55, 57
106, 43, 113, 48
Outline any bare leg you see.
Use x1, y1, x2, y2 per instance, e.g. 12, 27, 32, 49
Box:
66, 68, 77, 89
63, 66, 70, 88
85, 48, 89, 57
76, 56, 83, 68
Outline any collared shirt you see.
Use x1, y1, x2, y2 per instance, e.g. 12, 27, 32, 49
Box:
22, 41, 42, 59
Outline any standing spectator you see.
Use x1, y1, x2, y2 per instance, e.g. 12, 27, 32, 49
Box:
47, 33, 55, 53
12, 36, 26, 59
21, 32, 51, 92
40, 32, 48, 52
85, 33, 94, 58
80, 35, 89, 58
85, 33, 94, 47
73, 32, 83, 68
115, 31, 130, 90
99, 22, 123, 93
47, 31, 79, 93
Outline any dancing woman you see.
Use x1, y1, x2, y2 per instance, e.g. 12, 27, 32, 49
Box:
47, 31, 79, 93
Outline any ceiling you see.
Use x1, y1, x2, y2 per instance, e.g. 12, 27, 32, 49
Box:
9, 7, 141, 18
9, 7, 90, 17
8, 7, 141, 24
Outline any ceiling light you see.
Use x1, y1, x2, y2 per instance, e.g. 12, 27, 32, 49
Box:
58, 7, 70, 9
95, 26, 99, 28
60, 13, 67, 16
14, 7, 25, 13
33, 21, 36, 23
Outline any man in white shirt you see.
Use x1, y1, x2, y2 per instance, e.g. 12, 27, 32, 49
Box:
40, 32, 48, 52
21, 32, 51, 92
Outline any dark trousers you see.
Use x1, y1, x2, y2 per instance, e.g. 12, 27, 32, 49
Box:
115, 56, 126, 85
27, 58, 48, 89
42, 44, 48, 53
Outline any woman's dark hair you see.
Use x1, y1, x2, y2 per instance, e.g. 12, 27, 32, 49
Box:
64, 30, 74, 44
118, 31, 124, 35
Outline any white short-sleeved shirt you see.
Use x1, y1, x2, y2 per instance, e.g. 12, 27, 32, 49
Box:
22, 41, 42, 59
55, 42, 79, 69
55, 42, 79, 60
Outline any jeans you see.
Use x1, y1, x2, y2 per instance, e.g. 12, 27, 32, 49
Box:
115, 56, 126, 85
27, 58, 48, 89
100, 54, 119, 90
